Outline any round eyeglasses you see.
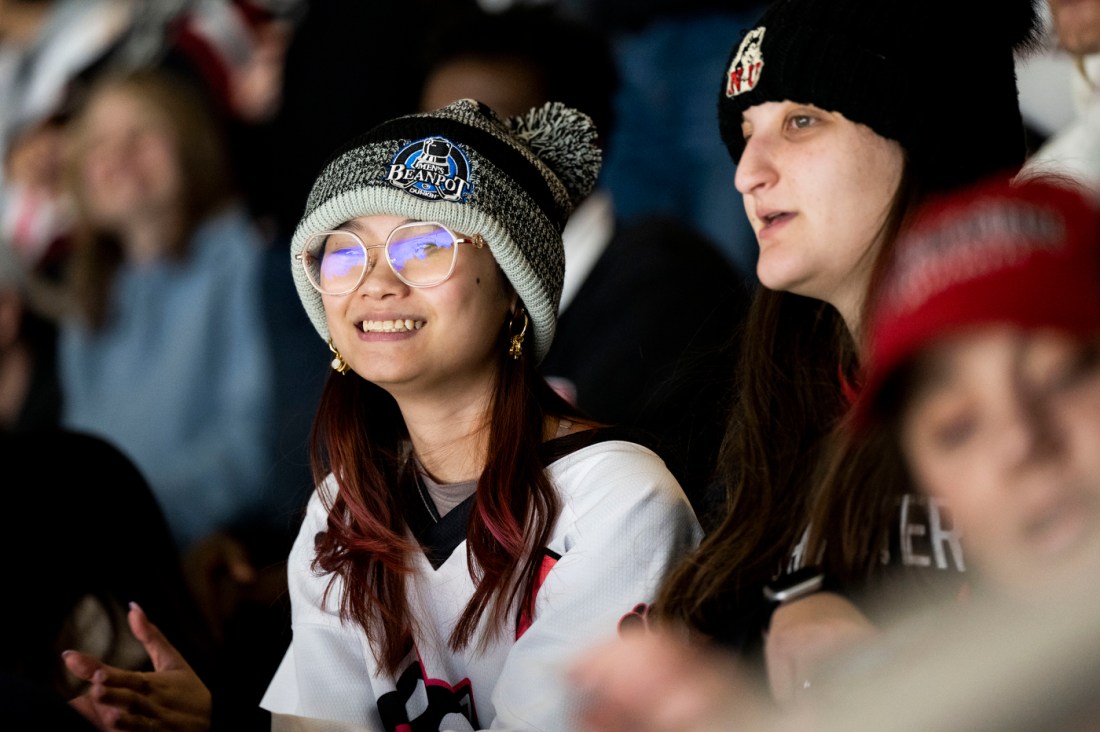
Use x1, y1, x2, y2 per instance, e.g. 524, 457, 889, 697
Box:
296, 221, 486, 295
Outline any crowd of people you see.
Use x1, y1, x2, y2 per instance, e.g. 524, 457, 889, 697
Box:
2, 0, 1099, 730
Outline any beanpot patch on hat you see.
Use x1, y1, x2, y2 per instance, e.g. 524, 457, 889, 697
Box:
290, 98, 602, 364
854, 175, 1100, 431
384, 137, 473, 202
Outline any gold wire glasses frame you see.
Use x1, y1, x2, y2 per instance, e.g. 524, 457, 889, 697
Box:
295, 221, 486, 295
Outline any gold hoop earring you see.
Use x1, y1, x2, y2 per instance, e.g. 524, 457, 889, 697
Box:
508, 311, 528, 360
327, 338, 351, 375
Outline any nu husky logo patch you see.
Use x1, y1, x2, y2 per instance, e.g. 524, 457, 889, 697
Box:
726, 27, 766, 97
386, 136, 473, 202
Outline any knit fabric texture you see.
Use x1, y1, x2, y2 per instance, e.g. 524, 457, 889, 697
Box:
854, 175, 1100, 430
717, 0, 1045, 193
291, 98, 602, 363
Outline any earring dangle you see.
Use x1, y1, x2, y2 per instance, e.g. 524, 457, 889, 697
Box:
508, 311, 528, 360
327, 338, 351, 375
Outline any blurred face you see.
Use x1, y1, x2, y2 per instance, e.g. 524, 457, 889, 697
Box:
321, 214, 513, 400
75, 87, 181, 231
735, 102, 904, 324
1047, 0, 1100, 55
900, 327, 1100, 599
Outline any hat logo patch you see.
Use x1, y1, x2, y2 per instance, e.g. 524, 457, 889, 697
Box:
386, 136, 473, 202
726, 27, 765, 98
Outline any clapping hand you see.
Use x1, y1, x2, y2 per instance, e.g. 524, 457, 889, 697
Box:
63, 602, 212, 732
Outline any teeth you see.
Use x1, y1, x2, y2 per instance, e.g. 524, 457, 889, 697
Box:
361, 319, 425, 333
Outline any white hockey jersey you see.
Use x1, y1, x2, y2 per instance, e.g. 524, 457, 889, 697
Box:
261, 430, 702, 731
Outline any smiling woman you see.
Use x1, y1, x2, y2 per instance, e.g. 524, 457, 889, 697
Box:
314, 213, 512, 397
61, 98, 703, 732
269, 98, 701, 731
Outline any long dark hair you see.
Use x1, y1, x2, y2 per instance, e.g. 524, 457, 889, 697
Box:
308, 311, 587, 674
653, 162, 925, 639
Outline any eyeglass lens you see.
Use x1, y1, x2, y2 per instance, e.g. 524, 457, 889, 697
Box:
388, 223, 456, 285
304, 223, 458, 293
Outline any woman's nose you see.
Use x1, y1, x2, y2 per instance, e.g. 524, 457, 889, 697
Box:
734, 134, 777, 195
998, 391, 1062, 468
355, 246, 406, 297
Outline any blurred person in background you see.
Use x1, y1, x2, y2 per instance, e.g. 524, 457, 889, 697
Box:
143, 0, 307, 237
0, 0, 137, 192
1023, 0, 1100, 192
54, 72, 283, 727
0, 0, 140, 300
58, 67, 275, 555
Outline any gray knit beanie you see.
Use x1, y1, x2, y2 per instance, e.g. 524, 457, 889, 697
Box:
291, 98, 602, 363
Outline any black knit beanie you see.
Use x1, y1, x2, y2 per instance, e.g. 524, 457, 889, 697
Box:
718, 0, 1045, 193
291, 98, 602, 363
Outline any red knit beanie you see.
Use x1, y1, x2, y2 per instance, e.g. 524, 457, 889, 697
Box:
855, 175, 1100, 431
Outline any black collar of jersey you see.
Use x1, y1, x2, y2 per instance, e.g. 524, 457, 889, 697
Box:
408, 425, 640, 570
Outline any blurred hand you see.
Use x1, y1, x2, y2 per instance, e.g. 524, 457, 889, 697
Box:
63, 602, 212, 732
764, 591, 879, 704
568, 626, 778, 732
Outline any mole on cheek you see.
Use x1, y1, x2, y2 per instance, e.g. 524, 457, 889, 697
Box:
476, 277, 481, 285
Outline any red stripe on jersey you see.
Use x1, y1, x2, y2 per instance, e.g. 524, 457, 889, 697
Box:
515, 551, 560, 639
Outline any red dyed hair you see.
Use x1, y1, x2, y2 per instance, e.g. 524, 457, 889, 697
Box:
308, 319, 586, 673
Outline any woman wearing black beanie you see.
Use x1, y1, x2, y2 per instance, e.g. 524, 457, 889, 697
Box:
572, 0, 1050, 720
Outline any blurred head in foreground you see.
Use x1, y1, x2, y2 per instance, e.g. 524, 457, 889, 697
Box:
857, 175, 1100, 601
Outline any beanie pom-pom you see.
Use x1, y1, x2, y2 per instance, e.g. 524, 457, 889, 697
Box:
508, 101, 602, 208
